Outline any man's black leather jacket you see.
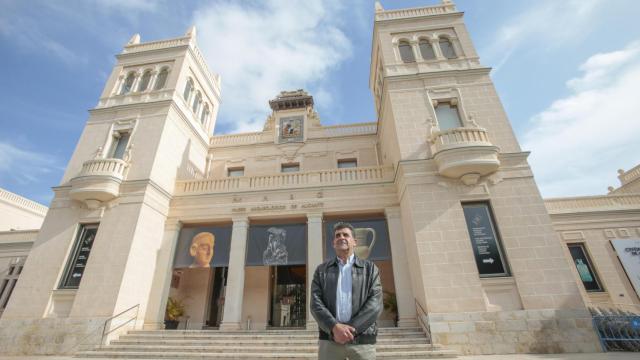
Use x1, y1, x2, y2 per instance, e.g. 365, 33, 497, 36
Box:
310, 256, 383, 344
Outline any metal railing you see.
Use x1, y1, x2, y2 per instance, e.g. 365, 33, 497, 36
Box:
589, 305, 640, 352
100, 304, 140, 346
414, 299, 432, 344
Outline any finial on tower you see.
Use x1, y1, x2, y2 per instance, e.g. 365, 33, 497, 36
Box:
375, 1, 384, 12
127, 33, 140, 46
186, 26, 197, 38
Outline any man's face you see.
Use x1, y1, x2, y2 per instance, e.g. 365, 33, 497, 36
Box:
191, 236, 213, 267
333, 227, 356, 255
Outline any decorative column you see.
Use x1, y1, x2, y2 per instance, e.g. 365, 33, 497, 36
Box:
220, 216, 248, 330
143, 219, 182, 329
385, 207, 418, 327
306, 212, 324, 330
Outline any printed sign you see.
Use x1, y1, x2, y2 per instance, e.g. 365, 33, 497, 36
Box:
611, 239, 640, 299
462, 203, 509, 276
174, 225, 232, 268
279, 116, 303, 142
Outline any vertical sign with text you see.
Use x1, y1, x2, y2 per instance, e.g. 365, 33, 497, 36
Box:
462, 203, 509, 277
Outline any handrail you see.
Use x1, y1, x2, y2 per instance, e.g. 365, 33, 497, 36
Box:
414, 299, 432, 343
100, 304, 140, 346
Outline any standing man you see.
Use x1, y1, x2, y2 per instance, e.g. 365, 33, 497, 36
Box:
311, 222, 382, 360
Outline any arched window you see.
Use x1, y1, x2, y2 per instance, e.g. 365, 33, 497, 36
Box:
138, 70, 152, 92
439, 38, 456, 59
419, 39, 435, 60
154, 67, 168, 90
120, 72, 136, 95
200, 104, 209, 125
192, 92, 202, 115
398, 41, 415, 63
183, 78, 194, 101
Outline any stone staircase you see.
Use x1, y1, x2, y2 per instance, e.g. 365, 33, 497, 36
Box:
75, 327, 458, 359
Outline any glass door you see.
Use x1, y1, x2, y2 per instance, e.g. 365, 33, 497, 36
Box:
269, 265, 306, 328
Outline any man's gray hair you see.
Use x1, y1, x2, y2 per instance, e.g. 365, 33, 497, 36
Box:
333, 221, 354, 236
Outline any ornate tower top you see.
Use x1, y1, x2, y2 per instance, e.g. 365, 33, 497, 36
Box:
268, 89, 314, 111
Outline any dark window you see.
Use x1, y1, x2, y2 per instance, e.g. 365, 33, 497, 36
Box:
439, 38, 457, 59
462, 202, 510, 277
154, 68, 168, 90
419, 39, 435, 60
398, 41, 415, 63
281, 163, 300, 173
228, 167, 244, 177
568, 243, 604, 292
435, 102, 463, 131
121, 72, 136, 95
138, 70, 152, 91
0, 258, 25, 311
60, 224, 99, 289
338, 159, 357, 168
109, 132, 130, 160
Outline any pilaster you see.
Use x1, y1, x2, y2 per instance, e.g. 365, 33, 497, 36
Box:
306, 212, 323, 330
143, 219, 182, 329
385, 207, 418, 327
220, 216, 248, 330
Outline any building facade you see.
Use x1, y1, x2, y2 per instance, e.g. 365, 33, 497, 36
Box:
0, 0, 638, 356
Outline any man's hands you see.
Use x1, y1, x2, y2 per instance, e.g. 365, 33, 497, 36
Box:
332, 323, 355, 344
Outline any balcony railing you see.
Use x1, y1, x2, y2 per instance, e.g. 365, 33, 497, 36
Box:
375, 3, 457, 21
77, 158, 129, 179
176, 166, 393, 195
429, 127, 500, 185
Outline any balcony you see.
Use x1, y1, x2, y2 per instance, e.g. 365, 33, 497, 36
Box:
69, 158, 129, 208
429, 127, 500, 185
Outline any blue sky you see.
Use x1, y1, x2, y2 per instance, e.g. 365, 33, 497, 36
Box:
1, 0, 639, 205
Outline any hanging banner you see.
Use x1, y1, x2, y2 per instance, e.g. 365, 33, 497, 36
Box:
462, 203, 509, 277
246, 224, 307, 266
173, 225, 232, 268
611, 239, 640, 298
324, 219, 391, 261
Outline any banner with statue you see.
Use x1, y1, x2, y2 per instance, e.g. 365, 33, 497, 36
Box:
324, 218, 391, 261
246, 223, 307, 266
173, 225, 232, 268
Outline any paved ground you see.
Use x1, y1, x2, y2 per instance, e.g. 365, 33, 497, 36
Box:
0, 354, 637, 360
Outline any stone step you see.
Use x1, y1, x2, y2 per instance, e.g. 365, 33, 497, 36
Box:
121, 331, 427, 340
129, 327, 423, 335
75, 349, 458, 359
111, 337, 435, 346
93, 343, 441, 353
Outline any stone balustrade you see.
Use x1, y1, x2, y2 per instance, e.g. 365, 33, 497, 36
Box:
429, 127, 500, 184
545, 194, 640, 214
0, 188, 48, 216
375, 3, 456, 21
308, 122, 377, 138
618, 164, 640, 185
77, 158, 129, 179
210, 132, 264, 147
123, 37, 190, 54
176, 166, 393, 195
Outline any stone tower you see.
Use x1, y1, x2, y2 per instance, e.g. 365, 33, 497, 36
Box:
0, 27, 221, 353
370, 1, 598, 353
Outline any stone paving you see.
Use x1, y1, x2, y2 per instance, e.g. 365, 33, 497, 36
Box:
0, 354, 637, 360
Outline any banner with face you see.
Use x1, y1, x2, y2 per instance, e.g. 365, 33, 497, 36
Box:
173, 225, 232, 268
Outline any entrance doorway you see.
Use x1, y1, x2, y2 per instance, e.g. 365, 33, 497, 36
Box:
268, 265, 306, 328
206, 266, 227, 328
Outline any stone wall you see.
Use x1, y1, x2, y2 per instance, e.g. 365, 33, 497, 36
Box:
428, 309, 601, 355
0, 317, 107, 355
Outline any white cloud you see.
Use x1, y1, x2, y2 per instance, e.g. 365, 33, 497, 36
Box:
523, 41, 640, 197
0, 141, 61, 185
484, 0, 604, 73
193, 0, 354, 133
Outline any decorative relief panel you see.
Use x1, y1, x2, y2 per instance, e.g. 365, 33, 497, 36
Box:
561, 231, 585, 241
604, 229, 617, 238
